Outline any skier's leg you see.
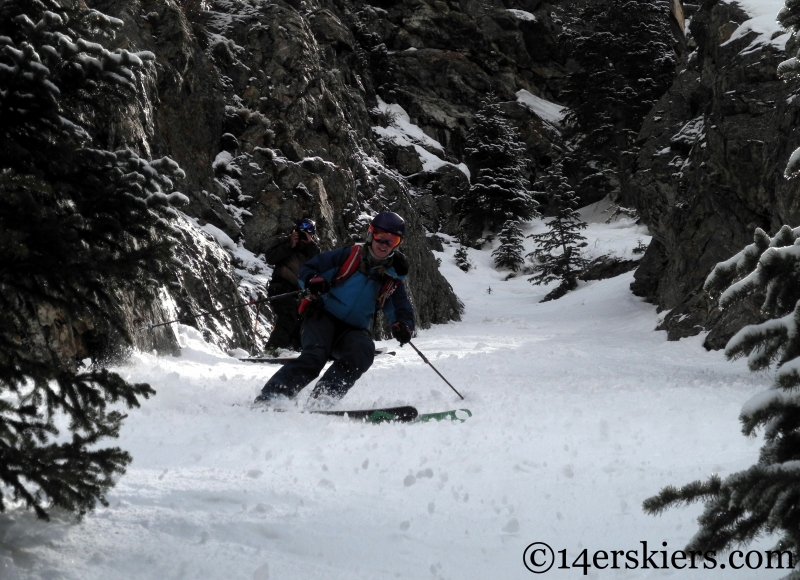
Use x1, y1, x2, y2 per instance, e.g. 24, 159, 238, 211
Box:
310, 328, 375, 400
259, 310, 335, 400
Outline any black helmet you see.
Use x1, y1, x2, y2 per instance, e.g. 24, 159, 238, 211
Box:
295, 218, 316, 235
370, 211, 405, 237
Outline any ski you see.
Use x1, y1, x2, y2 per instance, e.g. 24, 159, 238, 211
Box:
302, 407, 472, 424
310, 405, 418, 423
241, 347, 395, 364
254, 404, 472, 424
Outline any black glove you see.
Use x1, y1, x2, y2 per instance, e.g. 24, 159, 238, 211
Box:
391, 322, 412, 345
306, 276, 331, 296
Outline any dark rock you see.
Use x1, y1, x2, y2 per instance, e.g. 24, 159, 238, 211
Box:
628, 0, 797, 345
301, 156, 327, 174
426, 235, 445, 252
701, 294, 766, 350
379, 140, 424, 175
579, 256, 639, 282
220, 133, 239, 152
54, 0, 584, 358
630, 239, 669, 302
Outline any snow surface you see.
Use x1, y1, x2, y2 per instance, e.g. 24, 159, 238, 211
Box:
722, 0, 790, 53
0, 201, 777, 579
201, 221, 237, 251
372, 97, 470, 179
516, 89, 565, 126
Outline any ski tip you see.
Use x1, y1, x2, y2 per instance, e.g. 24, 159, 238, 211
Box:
413, 408, 472, 423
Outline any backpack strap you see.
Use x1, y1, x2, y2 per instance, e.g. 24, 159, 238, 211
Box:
333, 244, 363, 285
376, 278, 400, 308
334, 244, 400, 308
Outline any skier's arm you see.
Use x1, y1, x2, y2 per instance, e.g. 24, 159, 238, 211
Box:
384, 281, 415, 332
298, 247, 350, 288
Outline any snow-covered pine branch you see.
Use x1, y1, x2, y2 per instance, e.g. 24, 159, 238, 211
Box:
0, 0, 187, 522
725, 307, 797, 371
648, 216, 800, 561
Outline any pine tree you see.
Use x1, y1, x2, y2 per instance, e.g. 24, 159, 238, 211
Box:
643, 225, 800, 564
779, 3, 800, 180
0, 0, 187, 519
457, 93, 538, 234
454, 245, 472, 272
527, 163, 588, 301
492, 219, 525, 271
560, 0, 675, 203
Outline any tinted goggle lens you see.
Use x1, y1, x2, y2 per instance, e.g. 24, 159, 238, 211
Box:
372, 227, 402, 248
298, 221, 315, 234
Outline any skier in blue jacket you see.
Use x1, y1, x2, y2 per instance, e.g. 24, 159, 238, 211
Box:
254, 211, 415, 404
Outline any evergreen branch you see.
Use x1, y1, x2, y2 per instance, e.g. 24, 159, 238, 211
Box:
642, 476, 722, 515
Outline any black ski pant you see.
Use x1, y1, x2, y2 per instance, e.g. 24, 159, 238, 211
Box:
260, 309, 375, 400
263, 283, 302, 351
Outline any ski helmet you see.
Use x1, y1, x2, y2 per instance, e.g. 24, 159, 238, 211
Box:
295, 218, 316, 235
369, 211, 405, 237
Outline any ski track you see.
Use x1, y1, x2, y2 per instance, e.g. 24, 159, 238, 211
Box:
1, 203, 775, 579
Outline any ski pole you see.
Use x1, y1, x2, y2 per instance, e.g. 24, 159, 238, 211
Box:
139, 289, 304, 332
407, 340, 465, 400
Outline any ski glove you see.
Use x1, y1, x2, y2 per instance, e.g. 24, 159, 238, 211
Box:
391, 322, 412, 345
306, 276, 331, 296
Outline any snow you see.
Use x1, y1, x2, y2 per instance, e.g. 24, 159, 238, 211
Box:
506, 9, 536, 22
515, 89, 565, 126
721, 0, 790, 53
785, 145, 800, 178
1, 202, 776, 579
372, 97, 470, 179
740, 387, 788, 417
670, 116, 705, 148
212, 150, 233, 171
201, 222, 237, 251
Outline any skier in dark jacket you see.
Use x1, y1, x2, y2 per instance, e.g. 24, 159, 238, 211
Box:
254, 211, 415, 404
263, 218, 320, 352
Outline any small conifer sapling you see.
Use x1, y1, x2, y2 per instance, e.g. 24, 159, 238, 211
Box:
492, 219, 525, 271
527, 163, 588, 301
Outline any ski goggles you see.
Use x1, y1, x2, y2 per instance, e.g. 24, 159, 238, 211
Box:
296, 219, 316, 234
369, 225, 403, 249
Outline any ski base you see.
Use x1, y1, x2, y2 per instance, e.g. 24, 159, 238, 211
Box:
255, 405, 472, 424
241, 347, 394, 364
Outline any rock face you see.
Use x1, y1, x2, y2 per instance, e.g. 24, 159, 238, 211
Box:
31, 0, 789, 360
76, 0, 572, 351
38, 0, 791, 358
629, 0, 800, 347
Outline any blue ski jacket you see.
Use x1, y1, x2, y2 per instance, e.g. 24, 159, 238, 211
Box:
298, 245, 415, 332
